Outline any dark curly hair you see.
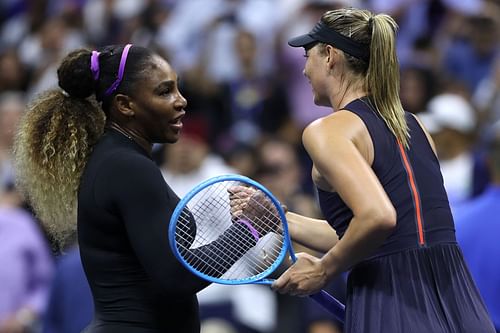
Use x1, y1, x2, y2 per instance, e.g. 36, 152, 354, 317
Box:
14, 45, 156, 247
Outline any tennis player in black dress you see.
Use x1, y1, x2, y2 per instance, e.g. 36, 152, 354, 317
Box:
270, 8, 496, 333
14, 45, 262, 333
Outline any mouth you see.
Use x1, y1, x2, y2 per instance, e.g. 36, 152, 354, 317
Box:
169, 112, 185, 131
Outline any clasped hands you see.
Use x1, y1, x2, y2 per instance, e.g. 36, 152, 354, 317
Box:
227, 185, 329, 296
227, 185, 280, 236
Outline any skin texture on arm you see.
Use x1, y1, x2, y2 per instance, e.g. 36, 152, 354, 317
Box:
285, 211, 338, 253
228, 184, 338, 253
272, 111, 396, 296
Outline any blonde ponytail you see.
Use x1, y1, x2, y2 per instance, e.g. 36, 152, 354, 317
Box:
321, 9, 410, 147
366, 14, 409, 147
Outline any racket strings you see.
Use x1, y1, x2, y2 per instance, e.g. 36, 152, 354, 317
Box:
175, 215, 259, 276
173, 181, 285, 280
175, 207, 283, 278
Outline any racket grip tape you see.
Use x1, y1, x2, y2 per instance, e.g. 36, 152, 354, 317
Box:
309, 289, 345, 324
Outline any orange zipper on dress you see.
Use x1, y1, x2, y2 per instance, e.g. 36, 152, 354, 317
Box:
398, 141, 426, 246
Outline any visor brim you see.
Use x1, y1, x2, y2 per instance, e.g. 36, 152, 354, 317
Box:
287, 34, 317, 47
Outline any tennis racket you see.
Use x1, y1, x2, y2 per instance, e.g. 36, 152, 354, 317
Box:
168, 174, 345, 324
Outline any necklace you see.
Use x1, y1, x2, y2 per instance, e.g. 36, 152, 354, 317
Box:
107, 122, 153, 157
108, 123, 133, 140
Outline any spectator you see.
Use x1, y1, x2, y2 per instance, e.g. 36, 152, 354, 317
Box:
223, 142, 259, 179
367, 0, 442, 67
0, 50, 29, 93
441, 14, 499, 93
473, 54, 500, 128
254, 136, 317, 215
418, 93, 478, 205
400, 65, 437, 115
160, 116, 236, 196
216, 29, 291, 149
0, 204, 54, 333
42, 246, 93, 333
0, 91, 25, 191
453, 121, 500, 332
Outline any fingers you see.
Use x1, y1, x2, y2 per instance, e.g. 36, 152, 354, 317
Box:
228, 186, 280, 234
228, 185, 255, 198
271, 269, 305, 297
271, 270, 290, 293
228, 186, 255, 216
271, 254, 327, 297
229, 186, 252, 217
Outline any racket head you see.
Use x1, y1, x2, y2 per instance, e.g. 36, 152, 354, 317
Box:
168, 174, 291, 285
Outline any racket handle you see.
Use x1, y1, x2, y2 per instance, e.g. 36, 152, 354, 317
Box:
309, 290, 345, 324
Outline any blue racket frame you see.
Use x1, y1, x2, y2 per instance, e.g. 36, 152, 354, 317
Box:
168, 174, 346, 325
169, 174, 291, 285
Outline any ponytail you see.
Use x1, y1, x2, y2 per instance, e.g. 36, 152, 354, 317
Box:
13, 44, 170, 247
321, 9, 409, 147
14, 49, 106, 247
366, 14, 409, 147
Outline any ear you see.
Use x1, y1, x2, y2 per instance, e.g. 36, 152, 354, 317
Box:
325, 45, 338, 70
114, 94, 135, 117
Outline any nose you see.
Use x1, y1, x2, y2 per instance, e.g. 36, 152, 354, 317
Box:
175, 92, 187, 110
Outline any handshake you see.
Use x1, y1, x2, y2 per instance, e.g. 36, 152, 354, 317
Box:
228, 185, 282, 239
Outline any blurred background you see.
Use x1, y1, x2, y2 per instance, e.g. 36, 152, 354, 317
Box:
0, 0, 499, 332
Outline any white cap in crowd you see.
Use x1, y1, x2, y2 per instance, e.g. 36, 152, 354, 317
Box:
418, 93, 477, 134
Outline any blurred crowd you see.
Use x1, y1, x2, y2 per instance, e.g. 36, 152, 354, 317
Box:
0, 0, 499, 332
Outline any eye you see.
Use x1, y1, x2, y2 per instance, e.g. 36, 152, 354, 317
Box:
159, 88, 171, 96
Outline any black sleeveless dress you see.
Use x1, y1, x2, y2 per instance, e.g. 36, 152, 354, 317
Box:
317, 98, 496, 333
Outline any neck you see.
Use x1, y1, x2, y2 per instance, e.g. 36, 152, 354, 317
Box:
332, 89, 367, 111
330, 74, 367, 110
108, 122, 153, 156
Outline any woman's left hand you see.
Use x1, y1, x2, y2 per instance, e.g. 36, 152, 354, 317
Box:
271, 252, 329, 296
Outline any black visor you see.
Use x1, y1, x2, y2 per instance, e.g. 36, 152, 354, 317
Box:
288, 21, 370, 62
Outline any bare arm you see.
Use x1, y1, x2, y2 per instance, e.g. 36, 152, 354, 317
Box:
309, 112, 396, 277
286, 211, 338, 253
273, 111, 396, 295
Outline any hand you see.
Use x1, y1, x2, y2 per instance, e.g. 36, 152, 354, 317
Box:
228, 185, 256, 217
271, 252, 329, 296
228, 185, 280, 236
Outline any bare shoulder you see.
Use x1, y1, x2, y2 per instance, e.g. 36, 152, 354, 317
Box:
303, 110, 373, 164
304, 110, 366, 138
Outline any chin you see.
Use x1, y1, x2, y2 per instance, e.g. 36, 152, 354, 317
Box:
153, 133, 178, 144
165, 134, 180, 144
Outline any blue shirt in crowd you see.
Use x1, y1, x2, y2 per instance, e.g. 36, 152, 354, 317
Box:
42, 246, 93, 333
454, 185, 500, 331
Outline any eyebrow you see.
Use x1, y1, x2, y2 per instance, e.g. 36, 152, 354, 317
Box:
154, 80, 176, 93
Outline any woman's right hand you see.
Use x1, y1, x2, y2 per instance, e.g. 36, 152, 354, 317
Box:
228, 185, 280, 236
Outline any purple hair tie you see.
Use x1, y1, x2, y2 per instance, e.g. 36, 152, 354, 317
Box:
90, 50, 101, 81
104, 44, 133, 96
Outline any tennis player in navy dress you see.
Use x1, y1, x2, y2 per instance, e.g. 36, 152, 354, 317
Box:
271, 8, 496, 333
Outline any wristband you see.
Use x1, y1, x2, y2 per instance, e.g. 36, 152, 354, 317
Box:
237, 219, 260, 242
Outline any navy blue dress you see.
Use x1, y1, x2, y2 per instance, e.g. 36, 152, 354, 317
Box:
317, 98, 496, 333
